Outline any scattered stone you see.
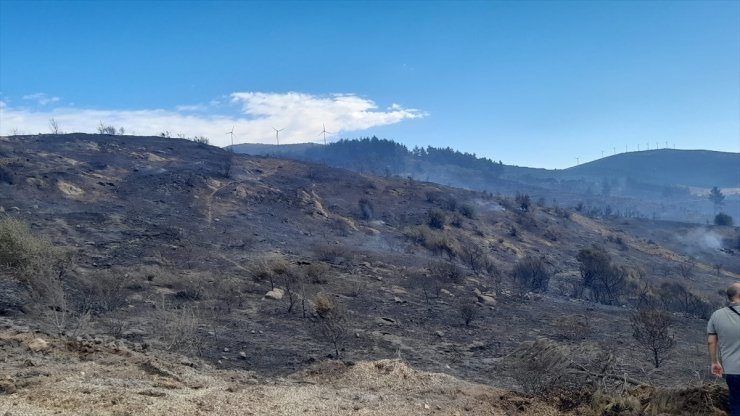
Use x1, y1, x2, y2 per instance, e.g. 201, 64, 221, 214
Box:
264, 288, 284, 300
138, 389, 166, 397
122, 327, 146, 337
27, 338, 49, 352
0, 378, 17, 394
474, 288, 497, 306
468, 341, 487, 351
376, 317, 396, 326
180, 359, 195, 368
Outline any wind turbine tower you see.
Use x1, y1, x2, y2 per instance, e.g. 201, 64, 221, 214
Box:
319, 123, 333, 145
272, 127, 285, 146
226, 126, 235, 149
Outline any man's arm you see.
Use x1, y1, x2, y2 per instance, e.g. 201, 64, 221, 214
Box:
708, 334, 723, 377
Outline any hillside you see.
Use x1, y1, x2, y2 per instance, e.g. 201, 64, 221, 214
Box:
560, 149, 740, 188
0, 133, 738, 414
230, 140, 740, 224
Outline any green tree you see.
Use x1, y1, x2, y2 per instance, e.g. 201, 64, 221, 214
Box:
708, 186, 725, 215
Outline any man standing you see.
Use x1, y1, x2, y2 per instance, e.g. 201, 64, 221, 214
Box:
708, 283, 740, 416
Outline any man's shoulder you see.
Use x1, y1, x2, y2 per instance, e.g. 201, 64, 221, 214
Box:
708, 307, 728, 322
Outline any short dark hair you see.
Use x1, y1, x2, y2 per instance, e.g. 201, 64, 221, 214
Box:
727, 284, 740, 301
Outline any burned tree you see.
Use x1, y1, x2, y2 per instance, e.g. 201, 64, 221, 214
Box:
630, 306, 675, 368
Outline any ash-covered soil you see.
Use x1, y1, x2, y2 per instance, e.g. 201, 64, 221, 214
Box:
0, 134, 737, 414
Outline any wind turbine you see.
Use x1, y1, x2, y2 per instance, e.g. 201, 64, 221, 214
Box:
319, 123, 333, 145
272, 127, 284, 146
226, 126, 235, 149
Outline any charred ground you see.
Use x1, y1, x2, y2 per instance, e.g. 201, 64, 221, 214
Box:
1, 133, 738, 414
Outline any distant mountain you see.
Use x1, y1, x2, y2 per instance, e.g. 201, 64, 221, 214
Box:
502, 149, 740, 189
560, 149, 740, 188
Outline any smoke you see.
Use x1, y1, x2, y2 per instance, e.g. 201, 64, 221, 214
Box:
681, 228, 722, 251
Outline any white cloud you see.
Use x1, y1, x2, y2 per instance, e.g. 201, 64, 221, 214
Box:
175, 104, 208, 112
0, 92, 426, 146
22, 93, 61, 106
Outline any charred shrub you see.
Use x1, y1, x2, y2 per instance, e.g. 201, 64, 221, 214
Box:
427, 208, 446, 229
458, 203, 476, 219
428, 260, 464, 284
630, 306, 675, 368
714, 212, 733, 226
0, 167, 14, 185
459, 301, 478, 326
512, 256, 550, 294
658, 282, 713, 319
576, 246, 627, 305
358, 198, 374, 220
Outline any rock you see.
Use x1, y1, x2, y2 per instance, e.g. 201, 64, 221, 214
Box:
468, 341, 487, 351
122, 328, 146, 338
223, 347, 230, 352
393, 296, 405, 304
264, 288, 284, 300
239, 351, 247, 359
27, 338, 49, 352
435, 330, 444, 338
474, 288, 497, 306
440, 289, 454, 297
0, 378, 17, 394
375, 317, 397, 326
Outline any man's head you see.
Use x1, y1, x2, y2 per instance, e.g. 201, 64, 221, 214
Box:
727, 283, 740, 303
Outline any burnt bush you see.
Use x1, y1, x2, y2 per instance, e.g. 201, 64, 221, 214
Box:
576, 246, 627, 305
459, 301, 478, 326
314, 244, 355, 265
427, 208, 446, 229
458, 203, 476, 219
0, 167, 14, 184
358, 198, 374, 220
428, 260, 464, 284
311, 295, 348, 358
714, 212, 733, 226
659, 282, 713, 319
512, 256, 550, 294
630, 306, 675, 368
515, 193, 531, 212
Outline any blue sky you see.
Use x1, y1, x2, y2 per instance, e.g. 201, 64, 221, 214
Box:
1, 0, 738, 168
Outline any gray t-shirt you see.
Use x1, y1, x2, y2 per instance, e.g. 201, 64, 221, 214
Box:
707, 304, 740, 375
